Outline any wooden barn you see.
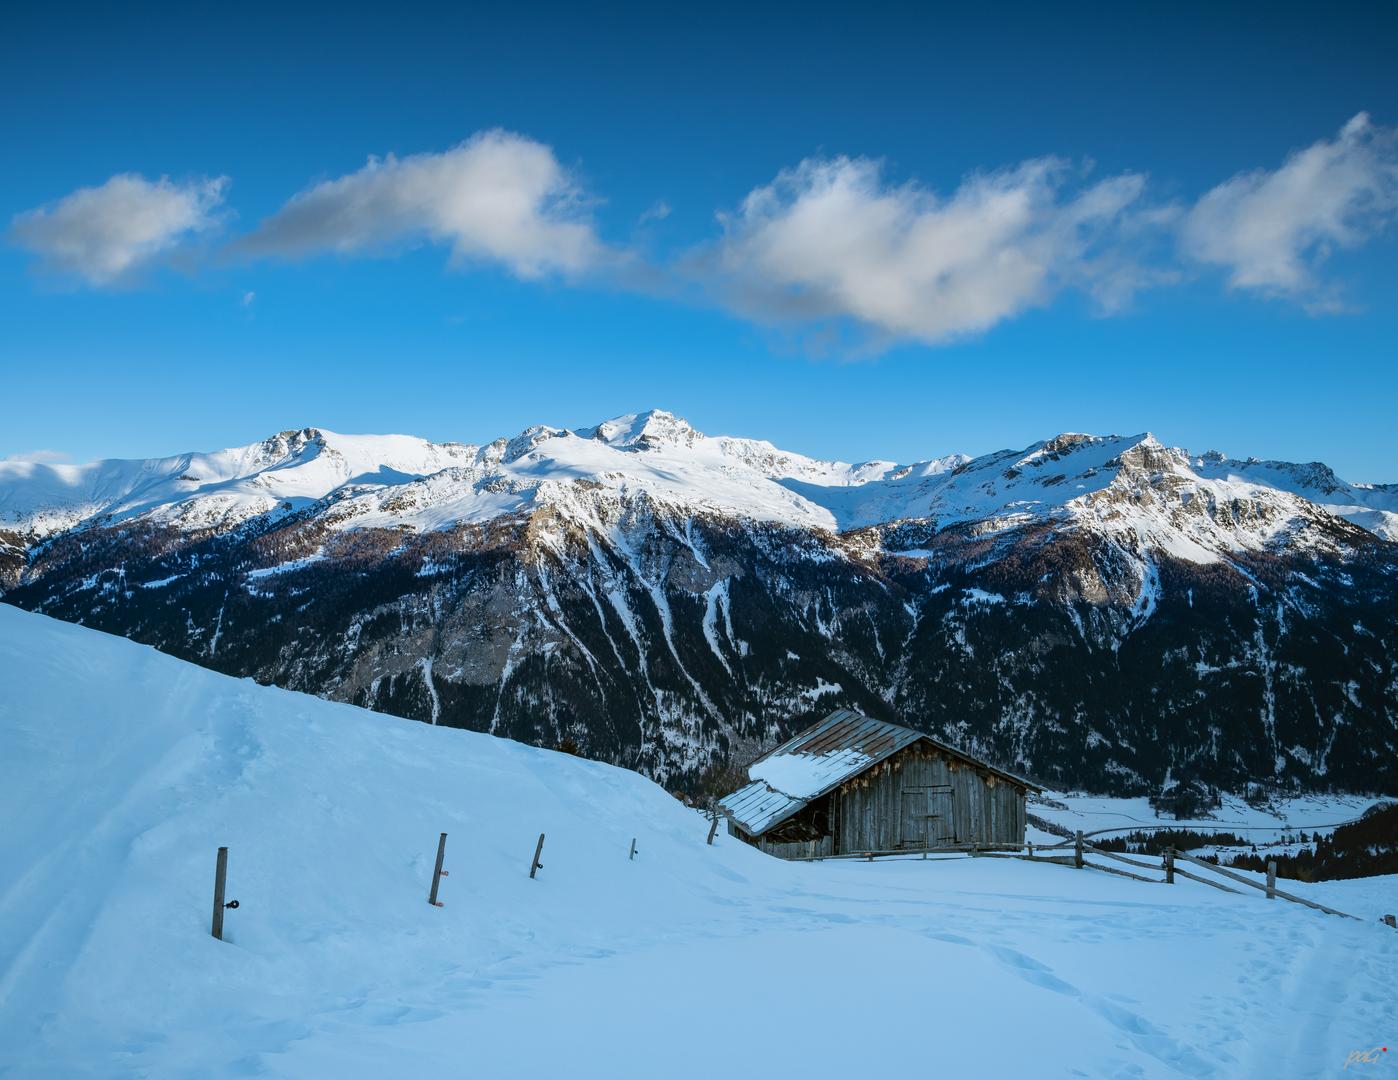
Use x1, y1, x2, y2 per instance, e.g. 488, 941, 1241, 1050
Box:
718, 709, 1040, 860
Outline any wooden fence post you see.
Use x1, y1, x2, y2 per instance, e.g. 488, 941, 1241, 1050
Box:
629, 838, 637, 861
1164, 848, 1175, 884
212, 846, 229, 941
428, 832, 448, 907
529, 833, 546, 878
706, 813, 720, 846
1266, 859, 1277, 900
1074, 831, 1084, 869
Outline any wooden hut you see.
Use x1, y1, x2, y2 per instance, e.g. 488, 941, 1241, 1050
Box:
719, 709, 1040, 860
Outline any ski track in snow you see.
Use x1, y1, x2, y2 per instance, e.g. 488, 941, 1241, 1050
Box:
1, 606, 1395, 1079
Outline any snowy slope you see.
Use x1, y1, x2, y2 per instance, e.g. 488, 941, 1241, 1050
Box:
3, 411, 1392, 548
2, 606, 1396, 1079
1193, 453, 1398, 541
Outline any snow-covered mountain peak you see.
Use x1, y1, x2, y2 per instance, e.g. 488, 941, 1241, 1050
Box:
1, 416, 1395, 551
1107, 433, 1194, 476
1035, 431, 1105, 457
501, 424, 569, 464
255, 426, 327, 463
1007, 431, 1164, 474
578, 409, 701, 450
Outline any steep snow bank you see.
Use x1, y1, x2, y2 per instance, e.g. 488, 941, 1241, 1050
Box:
1, 606, 1394, 1078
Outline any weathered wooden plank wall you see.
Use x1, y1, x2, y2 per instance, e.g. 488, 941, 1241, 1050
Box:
756, 834, 836, 860
832, 743, 1026, 853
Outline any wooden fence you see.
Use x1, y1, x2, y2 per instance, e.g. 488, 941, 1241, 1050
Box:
797, 830, 1369, 922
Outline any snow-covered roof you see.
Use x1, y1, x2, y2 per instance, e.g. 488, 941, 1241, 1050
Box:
717, 781, 808, 838
719, 709, 1040, 837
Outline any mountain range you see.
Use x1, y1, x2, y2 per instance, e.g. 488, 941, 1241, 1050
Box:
3, 410, 1395, 793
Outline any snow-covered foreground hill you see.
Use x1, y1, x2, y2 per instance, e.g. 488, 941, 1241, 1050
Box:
1, 607, 1394, 1079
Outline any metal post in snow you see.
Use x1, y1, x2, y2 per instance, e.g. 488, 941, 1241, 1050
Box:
529, 833, 546, 879
628, 838, 637, 861
428, 832, 448, 907
212, 847, 229, 940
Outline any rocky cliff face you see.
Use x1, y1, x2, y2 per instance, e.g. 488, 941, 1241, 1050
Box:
3, 412, 1395, 793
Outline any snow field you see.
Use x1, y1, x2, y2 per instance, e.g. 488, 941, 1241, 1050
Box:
1, 605, 1395, 1079
1032, 791, 1394, 849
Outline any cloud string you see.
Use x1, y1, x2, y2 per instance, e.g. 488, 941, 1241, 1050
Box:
7, 116, 1396, 345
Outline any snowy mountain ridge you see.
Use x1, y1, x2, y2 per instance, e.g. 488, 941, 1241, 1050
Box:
3, 410, 1395, 795
2, 409, 1394, 550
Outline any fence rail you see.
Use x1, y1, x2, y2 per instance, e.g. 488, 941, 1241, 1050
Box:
1080, 842, 1165, 877
1169, 864, 1241, 895
788, 832, 1369, 922
1168, 848, 1358, 919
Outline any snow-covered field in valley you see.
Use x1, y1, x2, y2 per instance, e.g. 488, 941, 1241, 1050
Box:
1029, 791, 1393, 849
1, 605, 1395, 1079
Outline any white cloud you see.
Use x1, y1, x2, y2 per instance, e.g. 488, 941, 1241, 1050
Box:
9, 174, 227, 285
699, 155, 1157, 345
2, 449, 71, 464
1180, 113, 1398, 304
638, 199, 671, 225
244, 130, 607, 279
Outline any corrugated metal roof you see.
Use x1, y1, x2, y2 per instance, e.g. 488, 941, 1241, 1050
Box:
718, 709, 1041, 837
716, 780, 806, 837
763, 708, 924, 765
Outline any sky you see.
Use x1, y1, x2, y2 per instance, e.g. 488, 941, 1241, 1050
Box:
2, 2, 1396, 480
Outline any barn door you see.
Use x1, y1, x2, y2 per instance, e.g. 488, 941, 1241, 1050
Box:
928, 787, 954, 844
899, 789, 929, 847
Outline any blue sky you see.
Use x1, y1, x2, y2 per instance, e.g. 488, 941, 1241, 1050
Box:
3, 2, 1396, 479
